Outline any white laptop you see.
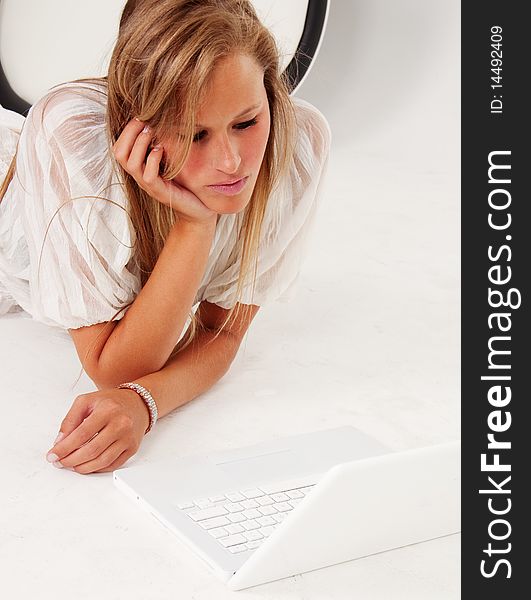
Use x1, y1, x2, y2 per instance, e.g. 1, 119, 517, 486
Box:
113, 426, 460, 590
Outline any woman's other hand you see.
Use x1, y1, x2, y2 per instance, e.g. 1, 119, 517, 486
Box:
45, 388, 151, 474
113, 118, 216, 226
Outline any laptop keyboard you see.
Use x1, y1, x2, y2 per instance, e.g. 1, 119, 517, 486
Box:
176, 476, 317, 554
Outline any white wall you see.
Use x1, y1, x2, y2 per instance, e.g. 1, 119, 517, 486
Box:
288, 0, 460, 444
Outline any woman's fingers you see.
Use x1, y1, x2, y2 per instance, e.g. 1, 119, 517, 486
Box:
58, 423, 113, 467
112, 118, 146, 166
75, 445, 134, 474
112, 119, 215, 223
57, 393, 92, 438
47, 409, 107, 467
113, 120, 165, 195
142, 143, 164, 187
125, 125, 155, 180
71, 439, 128, 474
46, 388, 147, 475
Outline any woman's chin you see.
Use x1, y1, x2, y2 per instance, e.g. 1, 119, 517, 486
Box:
204, 194, 252, 216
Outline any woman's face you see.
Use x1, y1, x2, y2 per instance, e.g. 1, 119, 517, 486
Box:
163, 53, 271, 215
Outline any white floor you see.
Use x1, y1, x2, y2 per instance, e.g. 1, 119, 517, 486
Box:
0, 1, 460, 598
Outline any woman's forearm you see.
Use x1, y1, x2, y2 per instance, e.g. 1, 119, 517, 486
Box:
96, 217, 217, 386
120, 326, 242, 419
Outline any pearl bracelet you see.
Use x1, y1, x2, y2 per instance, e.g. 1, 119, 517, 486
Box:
118, 382, 158, 434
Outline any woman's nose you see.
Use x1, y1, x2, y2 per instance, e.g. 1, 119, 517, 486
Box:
212, 135, 241, 174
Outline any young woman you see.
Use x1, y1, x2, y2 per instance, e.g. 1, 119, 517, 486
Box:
0, 0, 330, 474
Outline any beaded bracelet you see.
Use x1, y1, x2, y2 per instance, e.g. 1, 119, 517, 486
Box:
118, 382, 158, 434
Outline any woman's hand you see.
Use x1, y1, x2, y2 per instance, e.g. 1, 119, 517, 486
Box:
113, 118, 217, 226
45, 388, 151, 474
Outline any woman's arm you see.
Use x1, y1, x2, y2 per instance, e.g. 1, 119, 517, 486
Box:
47, 301, 260, 474
70, 116, 221, 388
124, 300, 261, 418
69, 217, 217, 387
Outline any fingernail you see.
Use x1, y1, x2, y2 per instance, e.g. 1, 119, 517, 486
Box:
46, 453, 59, 463
54, 432, 65, 444
53, 461, 64, 469
142, 125, 151, 134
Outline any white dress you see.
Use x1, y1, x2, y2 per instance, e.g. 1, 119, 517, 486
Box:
0, 81, 331, 330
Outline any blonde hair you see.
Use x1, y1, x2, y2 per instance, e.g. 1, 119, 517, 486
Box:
1, 0, 297, 375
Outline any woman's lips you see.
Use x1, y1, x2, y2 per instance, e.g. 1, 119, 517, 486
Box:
207, 176, 248, 196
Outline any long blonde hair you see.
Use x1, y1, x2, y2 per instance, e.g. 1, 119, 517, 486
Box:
1, 0, 297, 370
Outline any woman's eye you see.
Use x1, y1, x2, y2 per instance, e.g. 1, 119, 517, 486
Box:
192, 118, 258, 142
235, 117, 258, 130
193, 131, 207, 142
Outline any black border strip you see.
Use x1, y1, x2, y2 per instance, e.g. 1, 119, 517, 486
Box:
462, 2, 529, 596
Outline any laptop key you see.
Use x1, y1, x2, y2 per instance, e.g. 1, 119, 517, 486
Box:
225, 524, 245, 534
241, 519, 260, 531
240, 499, 259, 509
257, 515, 276, 527
257, 505, 277, 516
256, 496, 274, 506
228, 543, 248, 554
271, 492, 289, 502
273, 502, 293, 512
176, 501, 195, 510
224, 502, 244, 513
198, 516, 230, 530
209, 526, 229, 539
228, 512, 246, 523
242, 509, 262, 520
286, 490, 304, 499
225, 492, 246, 502
219, 534, 247, 547
194, 498, 215, 509
241, 488, 264, 499
289, 498, 304, 507
209, 495, 226, 503
246, 539, 263, 550
243, 530, 263, 541
189, 506, 228, 521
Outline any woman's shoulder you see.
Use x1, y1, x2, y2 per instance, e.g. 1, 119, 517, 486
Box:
15, 79, 116, 203
18, 80, 112, 178
25, 79, 108, 138
283, 96, 331, 189
291, 96, 332, 160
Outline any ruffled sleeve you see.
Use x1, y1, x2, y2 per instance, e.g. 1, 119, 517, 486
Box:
13, 83, 140, 329
200, 97, 331, 308
0, 104, 24, 178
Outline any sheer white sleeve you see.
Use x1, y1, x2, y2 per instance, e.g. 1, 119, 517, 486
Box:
200, 98, 331, 308
6, 84, 140, 329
